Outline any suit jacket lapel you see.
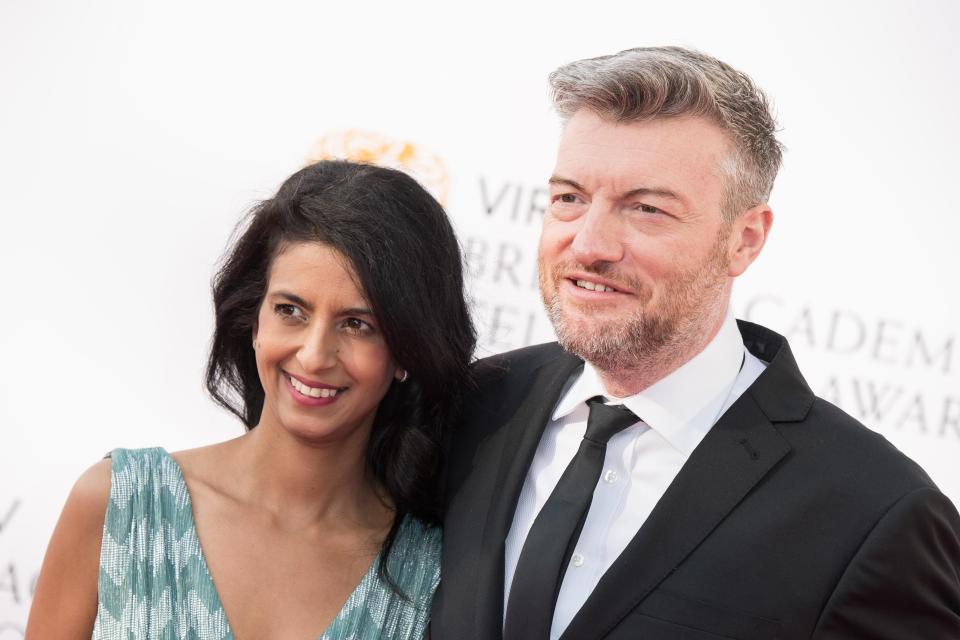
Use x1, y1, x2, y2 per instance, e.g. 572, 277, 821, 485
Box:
474, 349, 583, 640
561, 321, 810, 640
561, 394, 790, 639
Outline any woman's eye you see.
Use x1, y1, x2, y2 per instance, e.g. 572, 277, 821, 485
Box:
274, 303, 305, 321
342, 318, 374, 335
556, 193, 580, 204
637, 203, 662, 214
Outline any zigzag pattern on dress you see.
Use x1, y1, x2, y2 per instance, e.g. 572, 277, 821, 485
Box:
92, 447, 231, 640
319, 516, 440, 639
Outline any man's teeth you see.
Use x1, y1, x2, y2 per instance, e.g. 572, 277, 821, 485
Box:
289, 376, 340, 398
575, 279, 615, 293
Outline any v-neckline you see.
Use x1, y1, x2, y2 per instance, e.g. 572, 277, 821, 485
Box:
160, 448, 385, 640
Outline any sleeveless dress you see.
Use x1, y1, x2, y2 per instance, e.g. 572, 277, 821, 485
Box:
92, 447, 440, 639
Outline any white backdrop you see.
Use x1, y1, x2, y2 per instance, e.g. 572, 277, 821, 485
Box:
2, 0, 959, 633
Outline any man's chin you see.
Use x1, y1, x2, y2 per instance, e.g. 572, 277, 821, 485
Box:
557, 334, 637, 371
554, 318, 634, 362
554, 301, 626, 327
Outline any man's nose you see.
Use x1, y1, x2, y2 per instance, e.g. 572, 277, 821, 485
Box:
571, 206, 623, 266
297, 325, 339, 373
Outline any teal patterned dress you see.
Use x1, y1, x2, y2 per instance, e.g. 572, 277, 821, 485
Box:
92, 448, 440, 639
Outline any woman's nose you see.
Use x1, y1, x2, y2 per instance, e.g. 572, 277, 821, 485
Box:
296, 325, 339, 373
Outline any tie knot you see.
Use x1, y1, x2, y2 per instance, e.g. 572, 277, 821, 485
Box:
584, 396, 638, 444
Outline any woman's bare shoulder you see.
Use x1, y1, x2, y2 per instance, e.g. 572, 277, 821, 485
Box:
25, 458, 112, 639
72, 458, 112, 508
54, 457, 113, 550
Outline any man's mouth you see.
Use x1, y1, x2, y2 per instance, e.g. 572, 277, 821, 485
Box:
573, 279, 617, 293
287, 374, 346, 399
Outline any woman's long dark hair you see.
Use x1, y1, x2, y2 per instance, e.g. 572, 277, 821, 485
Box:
205, 160, 476, 590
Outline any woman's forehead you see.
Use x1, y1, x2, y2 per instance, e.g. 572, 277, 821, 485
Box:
267, 242, 368, 303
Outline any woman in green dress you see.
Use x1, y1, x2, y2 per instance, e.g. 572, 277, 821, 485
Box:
27, 160, 476, 639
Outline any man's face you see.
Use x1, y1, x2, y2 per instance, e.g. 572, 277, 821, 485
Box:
539, 110, 737, 372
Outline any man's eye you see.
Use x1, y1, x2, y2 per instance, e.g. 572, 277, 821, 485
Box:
274, 303, 305, 320
637, 203, 662, 214
557, 194, 580, 204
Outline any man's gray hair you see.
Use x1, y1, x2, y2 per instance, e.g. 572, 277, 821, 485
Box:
549, 46, 783, 219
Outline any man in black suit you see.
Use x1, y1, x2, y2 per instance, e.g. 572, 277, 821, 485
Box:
434, 47, 960, 639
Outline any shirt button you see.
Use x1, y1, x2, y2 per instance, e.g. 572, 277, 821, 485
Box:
603, 470, 619, 484
571, 553, 585, 568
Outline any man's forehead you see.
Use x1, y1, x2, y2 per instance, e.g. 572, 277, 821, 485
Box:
554, 112, 731, 191
559, 112, 727, 155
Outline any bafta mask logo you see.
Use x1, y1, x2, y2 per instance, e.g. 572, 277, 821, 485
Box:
307, 130, 450, 205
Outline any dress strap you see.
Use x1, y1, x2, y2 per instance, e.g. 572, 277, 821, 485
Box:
93, 447, 233, 639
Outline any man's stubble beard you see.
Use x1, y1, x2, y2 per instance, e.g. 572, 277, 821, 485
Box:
539, 230, 731, 374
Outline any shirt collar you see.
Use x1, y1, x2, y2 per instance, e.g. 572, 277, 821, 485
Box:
552, 310, 745, 456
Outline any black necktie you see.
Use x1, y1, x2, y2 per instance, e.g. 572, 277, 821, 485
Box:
503, 396, 639, 640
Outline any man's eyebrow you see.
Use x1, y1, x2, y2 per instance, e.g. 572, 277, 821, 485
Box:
548, 176, 585, 191
622, 186, 684, 203
550, 176, 683, 203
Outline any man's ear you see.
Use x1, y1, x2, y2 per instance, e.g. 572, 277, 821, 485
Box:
727, 204, 773, 277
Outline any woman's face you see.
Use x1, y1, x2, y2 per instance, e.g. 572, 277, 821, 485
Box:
252, 242, 402, 445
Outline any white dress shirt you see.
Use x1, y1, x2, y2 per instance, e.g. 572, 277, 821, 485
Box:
503, 312, 767, 639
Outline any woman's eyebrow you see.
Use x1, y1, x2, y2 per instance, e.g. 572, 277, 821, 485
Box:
269, 290, 312, 310
338, 307, 374, 317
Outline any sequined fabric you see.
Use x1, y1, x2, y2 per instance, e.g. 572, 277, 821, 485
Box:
93, 448, 440, 639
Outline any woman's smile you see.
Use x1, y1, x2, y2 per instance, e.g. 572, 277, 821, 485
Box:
284, 371, 347, 406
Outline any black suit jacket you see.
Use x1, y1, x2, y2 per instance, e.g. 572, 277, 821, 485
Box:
434, 321, 960, 639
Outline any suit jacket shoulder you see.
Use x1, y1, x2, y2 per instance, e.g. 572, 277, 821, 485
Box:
796, 395, 936, 496
445, 342, 579, 498
472, 342, 572, 387
740, 318, 936, 506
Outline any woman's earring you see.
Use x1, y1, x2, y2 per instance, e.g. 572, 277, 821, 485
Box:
252, 339, 258, 350
398, 370, 409, 383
